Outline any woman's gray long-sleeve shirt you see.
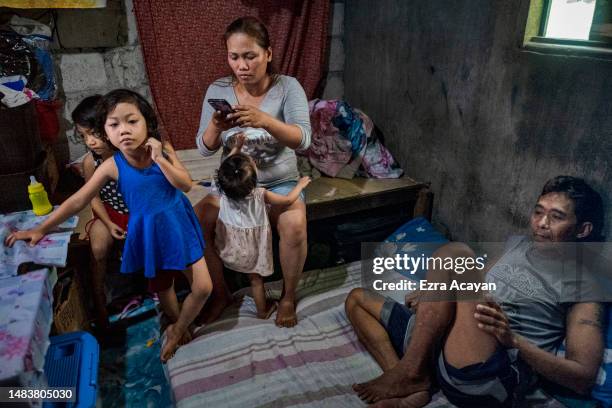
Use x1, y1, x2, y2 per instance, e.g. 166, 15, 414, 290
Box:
195, 75, 311, 188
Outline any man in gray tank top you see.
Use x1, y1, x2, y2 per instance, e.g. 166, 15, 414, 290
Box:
345, 176, 606, 407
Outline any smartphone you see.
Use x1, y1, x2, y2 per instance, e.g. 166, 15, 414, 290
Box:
207, 98, 235, 116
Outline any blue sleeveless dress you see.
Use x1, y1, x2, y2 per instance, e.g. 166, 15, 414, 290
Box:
114, 152, 205, 278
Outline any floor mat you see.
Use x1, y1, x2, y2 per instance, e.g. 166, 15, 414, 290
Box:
98, 299, 173, 408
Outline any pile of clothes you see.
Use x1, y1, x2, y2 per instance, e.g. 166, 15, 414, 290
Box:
304, 99, 403, 179
1, 15, 59, 143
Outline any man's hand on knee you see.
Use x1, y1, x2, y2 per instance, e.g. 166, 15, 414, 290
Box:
474, 301, 517, 348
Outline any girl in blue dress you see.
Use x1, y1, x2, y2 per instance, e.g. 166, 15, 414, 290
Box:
5, 89, 212, 362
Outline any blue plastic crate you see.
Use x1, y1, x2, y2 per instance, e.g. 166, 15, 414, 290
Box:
43, 331, 99, 408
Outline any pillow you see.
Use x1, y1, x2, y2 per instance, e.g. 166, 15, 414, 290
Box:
377, 216, 448, 281
384, 216, 447, 244
371, 217, 447, 304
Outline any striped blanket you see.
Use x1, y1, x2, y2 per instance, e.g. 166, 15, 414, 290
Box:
166, 261, 562, 408
167, 262, 380, 407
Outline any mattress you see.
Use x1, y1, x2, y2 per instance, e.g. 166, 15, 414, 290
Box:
167, 261, 381, 407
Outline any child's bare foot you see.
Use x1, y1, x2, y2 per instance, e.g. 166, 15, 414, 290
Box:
179, 328, 192, 345
256, 301, 277, 319
160, 324, 182, 362
275, 298, 297, 327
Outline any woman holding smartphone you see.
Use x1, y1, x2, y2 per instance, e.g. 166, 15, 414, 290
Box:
194, 16, 312, 327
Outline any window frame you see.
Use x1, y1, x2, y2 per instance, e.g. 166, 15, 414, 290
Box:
523, 0, 612, 58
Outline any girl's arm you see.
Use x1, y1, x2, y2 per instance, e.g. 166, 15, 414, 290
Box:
264, 177, 311, 207
83, 155, 113, 226
227, 133, 246, 157
4, 159, 116, 247
83, 154, 126, 239
146, 138, 193, 193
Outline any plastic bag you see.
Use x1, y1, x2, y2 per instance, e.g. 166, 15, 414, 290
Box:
0, 31, 39, 82
8, 16, 56, 100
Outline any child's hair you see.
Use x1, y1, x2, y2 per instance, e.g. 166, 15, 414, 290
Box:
95, 89, 160, 148
70, 94, 102, 144
216, 153, 257, 201
72, 95, 102, 128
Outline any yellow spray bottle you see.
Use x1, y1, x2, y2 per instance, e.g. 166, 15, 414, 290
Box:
28, 176, 52, 216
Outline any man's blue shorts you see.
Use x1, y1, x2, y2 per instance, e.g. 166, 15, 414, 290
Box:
379, 298, 531, 407
379, 298, 415, 358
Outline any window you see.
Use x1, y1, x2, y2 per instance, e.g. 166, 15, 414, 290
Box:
524, 0, 612, 54
543, 0, 597, 40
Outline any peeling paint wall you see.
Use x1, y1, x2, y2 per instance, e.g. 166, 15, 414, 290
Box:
344, 0, 612, 241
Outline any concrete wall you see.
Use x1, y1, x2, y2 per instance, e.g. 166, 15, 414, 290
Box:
322, 0, 345, 99
52, 0, 150, 163
344, 0, 612, 241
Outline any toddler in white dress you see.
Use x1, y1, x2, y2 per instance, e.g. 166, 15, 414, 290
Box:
215, 134, 311, 318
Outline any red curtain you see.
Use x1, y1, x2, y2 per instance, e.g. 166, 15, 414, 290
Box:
133, 1, 330, 149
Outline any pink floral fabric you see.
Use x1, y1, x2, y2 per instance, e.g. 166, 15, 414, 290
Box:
304, 99, 404, 179
0, 269, 53, 385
